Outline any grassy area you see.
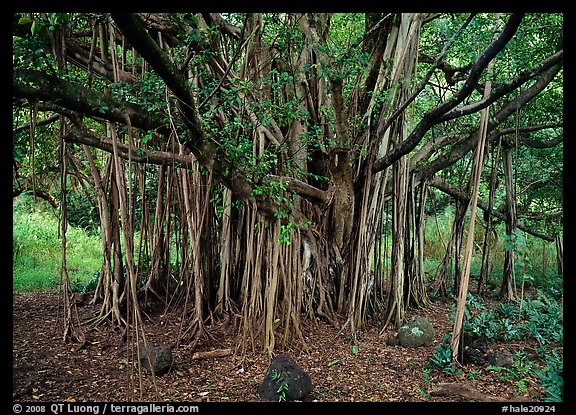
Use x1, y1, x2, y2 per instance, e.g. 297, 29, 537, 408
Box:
13, 195, 102, 292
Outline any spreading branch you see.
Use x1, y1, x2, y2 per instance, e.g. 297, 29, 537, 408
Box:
111, 13, 328, 216
371, 13, 525, 174
413, 50, 563, 185
437, 49, 563, 123
430, 176, 556, 241
13, 68, 167, 134
13, 187, 59, 208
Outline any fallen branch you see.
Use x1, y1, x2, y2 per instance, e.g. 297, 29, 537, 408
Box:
191, 348, 233, 360
429, 382, 534, 402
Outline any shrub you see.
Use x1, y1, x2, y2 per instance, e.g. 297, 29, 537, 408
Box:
535, 350, 563, 402
428, 342, 456, 375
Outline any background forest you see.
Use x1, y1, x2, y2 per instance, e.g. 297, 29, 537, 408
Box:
12, 12, 563, 402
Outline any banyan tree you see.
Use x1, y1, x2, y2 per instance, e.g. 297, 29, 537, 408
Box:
12, 12, 563, 356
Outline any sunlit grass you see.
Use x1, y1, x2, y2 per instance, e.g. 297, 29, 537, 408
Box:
13, 195, 102, 292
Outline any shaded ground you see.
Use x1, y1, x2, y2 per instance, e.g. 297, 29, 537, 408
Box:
13, 292, 548, 403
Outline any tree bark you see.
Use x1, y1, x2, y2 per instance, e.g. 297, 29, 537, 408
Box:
500, 145, 517, 301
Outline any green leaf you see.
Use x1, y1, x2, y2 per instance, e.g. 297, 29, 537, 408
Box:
327, 358, 342, 367
141, 133, 153, 144
31, 21, 39, 35
18, 17, 33, 25
351, 345, 359, 356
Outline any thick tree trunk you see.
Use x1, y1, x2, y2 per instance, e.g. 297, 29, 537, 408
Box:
11, 12, 562, 357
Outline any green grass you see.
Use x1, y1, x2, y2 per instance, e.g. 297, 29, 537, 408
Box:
13, 195, 102, 292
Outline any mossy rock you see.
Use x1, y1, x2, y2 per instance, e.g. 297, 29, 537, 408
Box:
398, 316, 435, 347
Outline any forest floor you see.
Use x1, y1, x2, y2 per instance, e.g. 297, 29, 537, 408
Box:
13, 291, 550, 404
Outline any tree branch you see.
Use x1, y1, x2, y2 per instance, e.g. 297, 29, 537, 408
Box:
413, 46, 563, 185
13, 68, 167, 134
202, 13, 242, 40
437, 49, 563, 123
429, 177, 555, 241
267, 175, 328, 204
13, 113, 60, 134
371, 13, 524, 174
111, 14, 202, 139
64, 131, 329, 206
13, 187, 59, 208
63, 131, 196, 169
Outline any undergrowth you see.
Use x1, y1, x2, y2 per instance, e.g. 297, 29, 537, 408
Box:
13, 195, 102, 292
427, 290, 563, 402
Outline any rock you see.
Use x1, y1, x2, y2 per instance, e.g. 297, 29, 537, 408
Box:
487, 349, 514, 368
462, 334, 496, 365
258, 354, 313, 401
398, 316, 435, 347
385, 336, 399, 346
139, 345, 173, 376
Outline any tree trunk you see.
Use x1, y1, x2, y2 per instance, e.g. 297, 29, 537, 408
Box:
451, 44, 493, 361
386, 152, 409, 328
478, 139, 501, 295
555, 234, 563, 276
11, 12, 562, 357
500, 144, 517, 300
407, 179, 429, 308
436, 200, 466, 298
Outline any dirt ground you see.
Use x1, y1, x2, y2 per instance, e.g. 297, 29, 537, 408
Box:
13, 291, 550, 404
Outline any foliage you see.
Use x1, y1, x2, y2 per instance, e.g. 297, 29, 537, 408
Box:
65, 189, 100, 235
520, 291, 563, 346
535, 350, 563, 402
428, 342, 456, 375
13, 195, 102, 292
458, 290, 563, 347
432, 289, 562, 400
486, 351, 536, 398
270, 369, 290, 402
467, 309, 500, 339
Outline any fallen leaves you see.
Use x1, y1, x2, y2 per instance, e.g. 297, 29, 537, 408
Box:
13, 292, 549, 402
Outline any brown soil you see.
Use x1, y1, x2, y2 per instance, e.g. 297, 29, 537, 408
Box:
13, 292, 548, 403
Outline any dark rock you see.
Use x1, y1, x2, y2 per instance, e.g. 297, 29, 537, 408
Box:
139, 345, 173, 376
463, 345, 486, 365
258, 354, 313, 401
398, 316, 435, 347
487, 349, 514, 368
462, 334, 496, 365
